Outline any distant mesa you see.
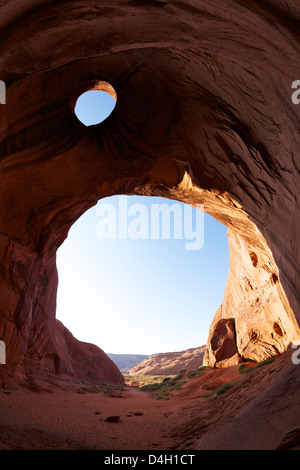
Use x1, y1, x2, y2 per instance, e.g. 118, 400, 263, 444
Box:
129, 346, 206, 376
107, 354, 149, 374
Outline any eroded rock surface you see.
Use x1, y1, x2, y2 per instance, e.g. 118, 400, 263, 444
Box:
204, 230, 300, 366
0, 0, 299, 405
204, 318, 241, 368
130, 346, 205, 376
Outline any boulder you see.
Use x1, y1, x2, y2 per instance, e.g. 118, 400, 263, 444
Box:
204, 317, 242, 368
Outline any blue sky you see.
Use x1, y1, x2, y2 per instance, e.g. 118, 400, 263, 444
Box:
74, 89, 116, 126
55, 92, 230, 355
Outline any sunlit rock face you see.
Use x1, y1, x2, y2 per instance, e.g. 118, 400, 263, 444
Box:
0, 0, 299, 388
130, 346, 206, 376
204, 229, 300, 366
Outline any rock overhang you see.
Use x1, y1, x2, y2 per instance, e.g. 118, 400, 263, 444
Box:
0, 0, 299, 382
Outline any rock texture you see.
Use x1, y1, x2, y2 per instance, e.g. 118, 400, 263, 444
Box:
129, 346, 205, 376
204, 318, 241, 368
0, 0, 299, 397
195, 347, 300, 450
204, 230, 300, 366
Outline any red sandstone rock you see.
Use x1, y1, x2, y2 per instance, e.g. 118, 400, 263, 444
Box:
104, 416, 121, 423
130, 346, 205, 376
0, 2, 299, 447
204, 230, 300, 366
196, 347, 300, 450
204, 318, 242, 368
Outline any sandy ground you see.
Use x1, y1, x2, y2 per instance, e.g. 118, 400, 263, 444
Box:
0, 386, 179, 450
0, 365, 246, 451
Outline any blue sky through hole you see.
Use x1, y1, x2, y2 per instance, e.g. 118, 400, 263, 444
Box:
56, 91, 230, 355
74, 89, 116, 126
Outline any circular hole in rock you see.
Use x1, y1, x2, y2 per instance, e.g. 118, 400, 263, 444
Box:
74, 82, 117, 126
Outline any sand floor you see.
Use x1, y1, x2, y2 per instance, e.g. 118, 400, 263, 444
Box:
0, 364, 255, 450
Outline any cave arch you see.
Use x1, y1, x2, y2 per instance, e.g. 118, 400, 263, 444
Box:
0, 1, 299, 387
55, 194, 230, 356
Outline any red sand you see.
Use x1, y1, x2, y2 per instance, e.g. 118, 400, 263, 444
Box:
0, 366, 243, 450
0, 386, 177, 450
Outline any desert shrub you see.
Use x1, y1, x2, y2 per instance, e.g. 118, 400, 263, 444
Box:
257, 357, 275, 367
174, 372, 184, 381
238, 363, 248, 373
76, 382, 126, 394
187, 371, 197, 378
204, 380, 235, 398
197, 366, 211, 372
140, 371, 188, 399
243, 357, 275, 375
244, 366, 257, 374
215, 381, 234, 395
